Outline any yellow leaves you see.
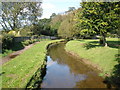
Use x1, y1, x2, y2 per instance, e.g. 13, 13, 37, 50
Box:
89, 10, 94, 13
8, 30, 21, 37
87, 9, 97, 15
8, 30, 16, 36
100, 22, 108, 26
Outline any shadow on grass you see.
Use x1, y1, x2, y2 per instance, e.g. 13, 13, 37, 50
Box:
103, 53, 120, 89
82, 40, 120, 49
107, 41, 120, 49
82, 40, 102, 50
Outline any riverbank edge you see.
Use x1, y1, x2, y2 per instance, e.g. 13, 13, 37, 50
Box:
65, 50, 103, 73
25, 39, 65, 88
2, 40, 63, 88
65, 43, 108, 77
47, 39, 103, 74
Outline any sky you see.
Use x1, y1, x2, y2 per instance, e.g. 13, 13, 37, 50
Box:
41, 0, 81, 19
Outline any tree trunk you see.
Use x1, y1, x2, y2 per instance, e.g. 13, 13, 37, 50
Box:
8, 20, 14, 30
100, 34, 108, 47
103, 35, 108, 47
13, 20, 16, 30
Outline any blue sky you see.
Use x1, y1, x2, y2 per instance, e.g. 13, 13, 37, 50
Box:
41, 0, 81, 18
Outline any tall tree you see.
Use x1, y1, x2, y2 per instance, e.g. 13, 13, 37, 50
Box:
58, 10, 78, 38
76, 2, 120, 46
1, 2, 42, 31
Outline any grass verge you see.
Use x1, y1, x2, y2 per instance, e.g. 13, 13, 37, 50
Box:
1, 40, 62, 88
65, 38, 119, 76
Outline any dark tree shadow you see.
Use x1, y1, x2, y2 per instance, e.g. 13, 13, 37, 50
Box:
103, 53, 120, 89
82, 40, 120, 50
77, 39, 85, 42
83, 43, 102, 50
82, 41, 102, 50
107, 41, 120, 49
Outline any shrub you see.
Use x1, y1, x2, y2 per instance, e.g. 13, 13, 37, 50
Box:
2, 34, 14, 50
2, 49, 13, 57
22, 40, 31, 46
22, 39, 40, 46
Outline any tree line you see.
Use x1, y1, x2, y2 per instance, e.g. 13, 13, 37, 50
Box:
0, 2, 120, 46
50, 2, 120, 46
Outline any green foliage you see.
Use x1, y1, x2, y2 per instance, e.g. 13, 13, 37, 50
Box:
75, 2, 120, 45
1, 49, 13, 57
22, 39, 40, 46
22, 40, 31, 46
19, 26, 33, 36
50, 15, 64, 31
30, 18, 56, 36
2, 33, 14, 50
57, 10, 79, 38
1, 2, 42, 30
58, 14, 75, 38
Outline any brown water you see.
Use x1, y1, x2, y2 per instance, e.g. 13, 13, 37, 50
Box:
41, 42, 107, 88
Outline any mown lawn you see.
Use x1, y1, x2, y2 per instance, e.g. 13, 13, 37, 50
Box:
65, 38, 119, 76
1, 40, 61, 88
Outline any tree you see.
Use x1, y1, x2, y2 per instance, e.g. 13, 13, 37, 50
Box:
75, 2, 120, 46
50, 13, 56, 19
50, 14, 65, 36
68, 7, 76, 12
58, 10, 78, 39
31, 18, 56, 36
1, 2, 42, 31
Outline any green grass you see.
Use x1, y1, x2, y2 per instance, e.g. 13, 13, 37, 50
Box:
1, 40, 62, 88
65, 38, 119, 76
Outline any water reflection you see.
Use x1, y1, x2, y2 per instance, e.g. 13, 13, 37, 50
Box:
41, 42, 106, 88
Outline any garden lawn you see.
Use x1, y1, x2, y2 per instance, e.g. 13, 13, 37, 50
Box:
1, 40, 61, 88
65, 38, 119, 76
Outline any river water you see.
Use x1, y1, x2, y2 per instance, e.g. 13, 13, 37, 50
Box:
41, 42, 107, 88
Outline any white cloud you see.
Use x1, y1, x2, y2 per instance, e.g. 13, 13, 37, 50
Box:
41, 3, 56, 9
41, 0, 81, 19
41, 3, 56, 18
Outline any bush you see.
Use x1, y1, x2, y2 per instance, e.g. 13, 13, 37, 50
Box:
22, 40, 31, 46
22, 39, 40, 46
2, 49, 13, 57
2, 34, 14, 50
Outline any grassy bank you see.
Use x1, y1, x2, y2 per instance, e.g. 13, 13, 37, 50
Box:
1, 40, 61, 88
65, 38, 119, 76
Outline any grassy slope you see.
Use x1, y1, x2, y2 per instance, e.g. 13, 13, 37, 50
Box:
65, 38, 119, 75
1, 40, 61, 88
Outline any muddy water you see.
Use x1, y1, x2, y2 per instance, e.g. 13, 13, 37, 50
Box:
41, 42, 107, 88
